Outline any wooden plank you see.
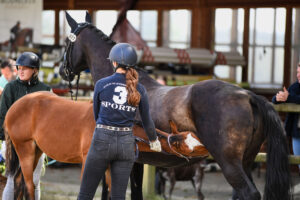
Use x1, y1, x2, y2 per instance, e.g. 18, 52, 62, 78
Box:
44, 0, 300, 10
255, 153, 300, 165
156, 9, 163, 47
45, 0, 198, 10
283, 7, 292, 87
273, 103, 300, 113
204, 0, 300, 8
55, 9, 60, 45
191, 7, 201, 48
208, 153, 300, 164
242, 8, 249, 83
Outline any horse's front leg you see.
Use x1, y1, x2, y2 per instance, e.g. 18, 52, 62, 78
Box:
193, 163, 205, 200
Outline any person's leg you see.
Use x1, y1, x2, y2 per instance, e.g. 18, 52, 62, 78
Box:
110, 160, 134, 200
33, 153, 45, 200
110, 132, 135, 200
292, 137, 300, 170
2, 175, 14, 200
78, 129, 111, 200
2, 154, 45, 200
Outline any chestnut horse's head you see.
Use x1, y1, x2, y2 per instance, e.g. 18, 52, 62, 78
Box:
156, 120, 208, 158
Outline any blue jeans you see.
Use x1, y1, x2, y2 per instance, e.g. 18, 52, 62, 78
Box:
293, 137, 300, 170
78, 127, 135, 200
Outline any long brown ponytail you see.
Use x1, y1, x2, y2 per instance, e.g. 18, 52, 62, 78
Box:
126, 68, 140, 107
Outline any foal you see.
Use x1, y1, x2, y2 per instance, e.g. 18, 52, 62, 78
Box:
156, 162, 206, 200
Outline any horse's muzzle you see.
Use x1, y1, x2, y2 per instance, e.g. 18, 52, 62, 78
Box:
59, 65, 75, 82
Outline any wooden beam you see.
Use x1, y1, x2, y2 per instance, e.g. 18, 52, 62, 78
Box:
55, 9, 60, 45
191, 7, 201, 48
44, 0, 300, 10
242, 8, 249, 82
283, 7, 292, 87
198, 7, 214, 49
156, 9, 163, 47
68, 0, 75, 9
205, 0, 300, 8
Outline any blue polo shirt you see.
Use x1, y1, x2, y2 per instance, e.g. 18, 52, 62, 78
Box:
93, 73, 156, 141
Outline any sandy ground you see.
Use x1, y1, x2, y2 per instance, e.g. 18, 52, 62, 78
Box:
37, 164, 300, 200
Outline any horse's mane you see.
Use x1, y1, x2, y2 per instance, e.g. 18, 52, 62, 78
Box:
84, 24, 116, 45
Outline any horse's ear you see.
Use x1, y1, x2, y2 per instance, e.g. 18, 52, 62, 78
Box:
155, 128, 169, 137
85, 11, 92, 23
169, 120, 179, 134
65, 11, 78, 32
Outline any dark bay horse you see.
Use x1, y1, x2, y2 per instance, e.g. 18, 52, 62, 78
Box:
4, 91, 207, 200
58, 12, 292, 200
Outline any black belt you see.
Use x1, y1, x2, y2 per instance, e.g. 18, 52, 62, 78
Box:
96, 124, 132, 131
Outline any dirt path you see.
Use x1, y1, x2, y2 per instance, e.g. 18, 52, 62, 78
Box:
40, 165, 300, 200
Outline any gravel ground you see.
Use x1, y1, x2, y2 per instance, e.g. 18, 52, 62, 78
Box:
39, 164, 300, 200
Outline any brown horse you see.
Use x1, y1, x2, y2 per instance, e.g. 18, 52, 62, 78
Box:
4, 91, 208, 199
58, 12, 292, 200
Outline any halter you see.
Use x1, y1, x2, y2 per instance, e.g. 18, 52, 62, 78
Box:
62, 22, 91, 100
134, 132, 192, 162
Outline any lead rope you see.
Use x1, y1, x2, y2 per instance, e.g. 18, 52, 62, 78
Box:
167, 135, 190, 162
68, 74, 80, 101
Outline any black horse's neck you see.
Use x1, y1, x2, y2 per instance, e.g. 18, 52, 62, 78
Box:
79, 26, 115, 84
78, 25, 162, 89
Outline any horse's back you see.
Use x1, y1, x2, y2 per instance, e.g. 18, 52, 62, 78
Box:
6, 91, 93, 128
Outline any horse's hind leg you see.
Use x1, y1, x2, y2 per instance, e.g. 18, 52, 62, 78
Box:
221, 160, 260, 200
14, 141, 42, 200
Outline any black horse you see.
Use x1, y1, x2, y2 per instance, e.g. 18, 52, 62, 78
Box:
59, 12, 292, 200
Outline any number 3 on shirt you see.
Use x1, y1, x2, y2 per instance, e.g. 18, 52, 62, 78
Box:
113, 86, 128, 104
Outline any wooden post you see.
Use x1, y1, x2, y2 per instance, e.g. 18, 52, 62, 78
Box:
54, 9, 60, 45
191, 7, 201, 48
242, 8, 250, 83
156, 9, 163, 47
283, 6, 292, 87
68, 0, 75, 9
142, 164, 156, 196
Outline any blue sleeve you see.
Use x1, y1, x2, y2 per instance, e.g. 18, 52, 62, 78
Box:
286, 84, 300, 104
272, 95, 280, 104
93, 81, 101, 121
138, 86, 157, 141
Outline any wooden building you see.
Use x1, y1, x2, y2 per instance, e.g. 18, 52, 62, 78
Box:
44, 0, 300, 88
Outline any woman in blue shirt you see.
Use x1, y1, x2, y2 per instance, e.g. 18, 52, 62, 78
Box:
78, 43, 161, 200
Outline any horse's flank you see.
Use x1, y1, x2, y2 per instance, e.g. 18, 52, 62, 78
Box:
5, 91, 95, 163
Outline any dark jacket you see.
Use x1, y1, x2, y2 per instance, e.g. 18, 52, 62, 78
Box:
93, 73, 157, 141
0, 78, 51, 139
272, 81, 300, 138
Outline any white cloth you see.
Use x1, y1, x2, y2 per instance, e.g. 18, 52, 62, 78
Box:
2, 154, 45, 200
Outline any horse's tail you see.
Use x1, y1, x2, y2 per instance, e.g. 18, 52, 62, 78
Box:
250, 93, 292, 200
4, 127, 19, 177
4, 128, 29, 199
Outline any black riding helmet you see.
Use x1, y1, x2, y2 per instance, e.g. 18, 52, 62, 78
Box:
16, 52, 40, 69
108, 43, 137, 67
